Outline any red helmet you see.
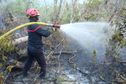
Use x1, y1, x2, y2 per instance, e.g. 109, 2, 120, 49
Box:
26, 8, 40, 17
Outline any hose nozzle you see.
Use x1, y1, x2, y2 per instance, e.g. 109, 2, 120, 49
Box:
52, 25, 60, 29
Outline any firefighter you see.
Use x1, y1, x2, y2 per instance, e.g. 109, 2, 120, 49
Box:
23, 8, 59, 79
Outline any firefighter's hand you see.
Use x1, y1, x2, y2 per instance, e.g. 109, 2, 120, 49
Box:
52, 21, 60, 29
52, 24, 60, 29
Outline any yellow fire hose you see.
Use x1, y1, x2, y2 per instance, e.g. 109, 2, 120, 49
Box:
0, 22, 49, 40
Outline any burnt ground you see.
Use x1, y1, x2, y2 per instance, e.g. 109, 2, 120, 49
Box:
2, 37, 126, 84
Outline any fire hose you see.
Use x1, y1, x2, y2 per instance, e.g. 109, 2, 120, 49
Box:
0, 22, 60, 40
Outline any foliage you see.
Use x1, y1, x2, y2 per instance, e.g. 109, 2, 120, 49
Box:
92, 50, 97, 64
86, 0, 103, 8
1, 0, 105, 24
0, 73, 4, 84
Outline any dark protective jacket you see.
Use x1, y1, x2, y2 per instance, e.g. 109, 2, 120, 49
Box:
27, 23, 51, 49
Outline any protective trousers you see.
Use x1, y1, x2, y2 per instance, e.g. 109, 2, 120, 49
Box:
23, 45, 46, 78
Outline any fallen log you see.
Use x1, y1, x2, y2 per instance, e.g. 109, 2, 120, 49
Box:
12, 36, 28, 45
